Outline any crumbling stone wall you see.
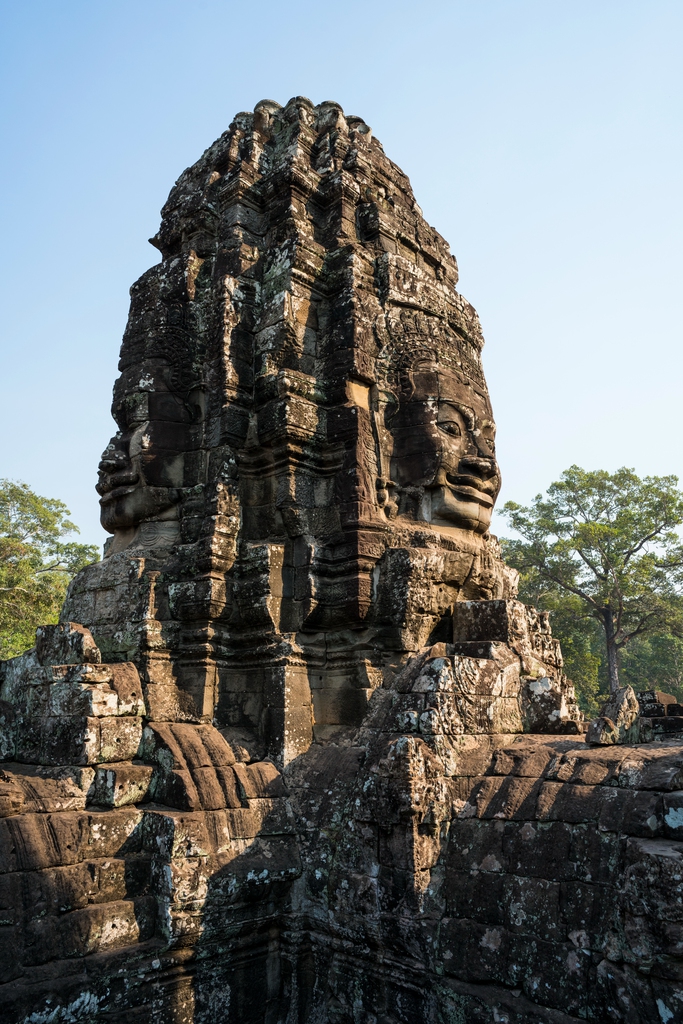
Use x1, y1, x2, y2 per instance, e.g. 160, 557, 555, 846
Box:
1, 626, 682, 1022
0, 100, 680, 1024
286, 655, 683, 1024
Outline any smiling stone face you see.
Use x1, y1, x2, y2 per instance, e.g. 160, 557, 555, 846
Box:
389, 362, 500, 534
96, 374, 202, 535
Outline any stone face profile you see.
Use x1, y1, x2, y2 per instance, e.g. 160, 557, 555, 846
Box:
0, 99, 681, 1024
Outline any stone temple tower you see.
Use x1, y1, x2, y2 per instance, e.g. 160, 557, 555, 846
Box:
63, 96, 575, 764
19, 104, 683, 1024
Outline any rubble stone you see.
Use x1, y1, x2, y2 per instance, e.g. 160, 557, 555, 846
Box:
35, 622, 102, 667
586, 685, 641, 745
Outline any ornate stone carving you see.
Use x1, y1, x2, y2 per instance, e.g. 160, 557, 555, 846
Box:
6, 101, 680, 1024
63, 95, 577, 764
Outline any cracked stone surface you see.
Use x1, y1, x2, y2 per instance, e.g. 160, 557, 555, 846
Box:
0, 98, 679, 1024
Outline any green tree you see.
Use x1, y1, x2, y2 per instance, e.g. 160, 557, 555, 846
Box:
508, 561, 683, 715
0, 480, 99, 660
502, 466, 683, 695
620, 630, 683, 702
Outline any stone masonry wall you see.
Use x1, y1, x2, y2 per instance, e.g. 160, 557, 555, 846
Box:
0, 631, 682, 1022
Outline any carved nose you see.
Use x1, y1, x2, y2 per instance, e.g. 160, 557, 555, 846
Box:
96, 448, 138, 497
459, 456, 497, 479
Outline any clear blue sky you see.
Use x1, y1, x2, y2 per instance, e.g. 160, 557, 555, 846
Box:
1, 0, 681, 547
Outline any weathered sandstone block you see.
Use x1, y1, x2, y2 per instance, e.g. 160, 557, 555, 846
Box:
35, 622, 102, 667
586, 684, 642, 745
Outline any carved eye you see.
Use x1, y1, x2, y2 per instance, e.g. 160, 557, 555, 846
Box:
439, 421, 461, 437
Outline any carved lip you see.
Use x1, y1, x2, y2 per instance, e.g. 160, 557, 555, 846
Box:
445, 475, 497, 508
98, 483, 139, 504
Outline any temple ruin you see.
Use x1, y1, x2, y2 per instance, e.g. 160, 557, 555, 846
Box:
0, 98, 681, 1024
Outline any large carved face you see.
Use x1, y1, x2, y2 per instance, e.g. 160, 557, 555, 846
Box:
97, 379, 200, 534
389, 363, 500, 533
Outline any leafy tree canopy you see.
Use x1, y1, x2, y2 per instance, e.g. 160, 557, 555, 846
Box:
502, 466, 683, 695
0, 479, 99, 660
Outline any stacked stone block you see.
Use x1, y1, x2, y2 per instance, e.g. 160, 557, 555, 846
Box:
0, 624, 293, 1022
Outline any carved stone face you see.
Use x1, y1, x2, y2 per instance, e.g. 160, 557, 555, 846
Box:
96, 384, 198, 534
389, 363, 500, 533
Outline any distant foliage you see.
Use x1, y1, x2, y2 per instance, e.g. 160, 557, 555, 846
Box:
502, 466, 683, 708
512, 576, 683, 716
0, 480, 99, 660
619, 631, 683, 703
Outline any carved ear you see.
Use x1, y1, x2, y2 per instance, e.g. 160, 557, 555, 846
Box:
384, 397, 399, 429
